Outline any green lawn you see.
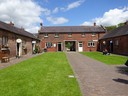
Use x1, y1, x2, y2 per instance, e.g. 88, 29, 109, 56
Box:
0, 52, 81, 96
81, 52, 128, 65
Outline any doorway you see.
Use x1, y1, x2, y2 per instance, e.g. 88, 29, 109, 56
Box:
16, 39, 22, 57
78, 42, 83, 52
16, 43, 22, 57
110, 40, 113, 53
65, 41, 76, 51
58, 42, 62, 51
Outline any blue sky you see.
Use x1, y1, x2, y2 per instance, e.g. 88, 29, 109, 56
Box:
35, 0, 128, 26
0, 0, 128, 33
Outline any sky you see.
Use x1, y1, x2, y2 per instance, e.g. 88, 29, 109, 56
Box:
0, 0, 128, 33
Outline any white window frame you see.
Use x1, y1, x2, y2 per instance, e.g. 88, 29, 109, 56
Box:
68, 33, 72, 37
82, 33, 85, 37
45, 42, 52, 48
2, 36, 8, 45
92, 32, 96, 36
88, 41, 95, 47
44, 33, 48, 37
54, 33, 59, 38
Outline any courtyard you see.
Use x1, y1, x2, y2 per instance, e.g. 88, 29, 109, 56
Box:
0, 52, 128, 96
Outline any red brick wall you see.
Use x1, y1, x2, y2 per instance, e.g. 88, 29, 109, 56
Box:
39, 32, 105, 52
99, 35, 128, 56
0, 30, 33, 59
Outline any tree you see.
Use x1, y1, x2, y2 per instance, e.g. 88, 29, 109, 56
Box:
105, 22, 125, 32
105, 26, 117, 32
65, 42, 71, 49
118, 23, 124, 27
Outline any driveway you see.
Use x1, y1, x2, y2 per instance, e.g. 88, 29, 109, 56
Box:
66, 52, 128, 96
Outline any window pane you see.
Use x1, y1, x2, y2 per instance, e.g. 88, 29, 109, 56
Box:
2, 36, 8, 45
68, 33, 72, 37
55, 33, 59, 37
46, 42, 52, 48
88, 42, 90, 47
44, 33, 48, 37
92, 33, 96, 36
82, 33, 85, 37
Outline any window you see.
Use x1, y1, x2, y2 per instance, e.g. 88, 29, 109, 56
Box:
55, 33, 59, 37
88, 41, 95, 47
45, 42, 52, 48
44, 33, 48, 37
2, 36, 8, 45
82, 33, 85, 37
92, 33, 96, 36
115, 40, 119, 46
68, 33, 72, 37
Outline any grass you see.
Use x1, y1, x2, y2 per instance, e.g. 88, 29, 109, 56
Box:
0, 52, 82, 96
81, 52, 128, 65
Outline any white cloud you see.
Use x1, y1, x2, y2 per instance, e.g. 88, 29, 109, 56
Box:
47, 16, 69, 24
82, 7, 128, 26
61, 0, 85, 11
42, 8, 51, 15
0, 0, 50, 33
52, 7, 59, 13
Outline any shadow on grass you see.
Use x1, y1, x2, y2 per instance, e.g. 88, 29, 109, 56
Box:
116, 66, 128, 76
113, 78, 128, 84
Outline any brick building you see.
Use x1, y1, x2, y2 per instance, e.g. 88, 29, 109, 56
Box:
0, 21, 40, 60
99, 22, 128, 56
38, 23, 106, 52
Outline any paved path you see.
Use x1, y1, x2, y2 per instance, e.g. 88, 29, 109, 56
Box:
66, 52, 128, 96
0, 53, 42, 70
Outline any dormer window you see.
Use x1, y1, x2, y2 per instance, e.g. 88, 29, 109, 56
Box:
68, 33, 72, 37
44, 33, 48, 37
55, 33, 59, 38
82, 33, 85, 37
92, 33, 96, 36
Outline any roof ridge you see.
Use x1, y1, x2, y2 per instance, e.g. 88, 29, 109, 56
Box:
0, 21, 37, 39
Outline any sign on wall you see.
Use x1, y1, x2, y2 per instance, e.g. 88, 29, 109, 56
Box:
32, 41, 36, 44
16, 39, 22, 43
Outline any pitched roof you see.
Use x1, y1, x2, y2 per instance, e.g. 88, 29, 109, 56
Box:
0, 21, 37, 39
100, 24, 128, 39
38, 26, 105, 33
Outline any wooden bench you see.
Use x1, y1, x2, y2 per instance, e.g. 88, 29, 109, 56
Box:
1, 56, 10, 63
0, 52, 10, 63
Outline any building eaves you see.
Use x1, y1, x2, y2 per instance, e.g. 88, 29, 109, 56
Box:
0, 21, 38, 40
38, 26, 105, 33
100, 24, 128, 39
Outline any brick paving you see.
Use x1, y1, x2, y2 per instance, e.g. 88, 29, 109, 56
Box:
66, 52, 128, 96
0, 53, 42, 70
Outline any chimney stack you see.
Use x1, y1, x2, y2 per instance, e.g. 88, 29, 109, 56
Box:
40, 22, 43, 29
20, 27, 24, 31
38, 22, 43, 33
94, 22, 96, 26
40, 22, 43, 26
9, 21, 14, 26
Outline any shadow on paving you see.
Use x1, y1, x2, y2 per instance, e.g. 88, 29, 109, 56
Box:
113, 78, 128, 84
116, 66, 128, 76
125, 60, 128, 66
